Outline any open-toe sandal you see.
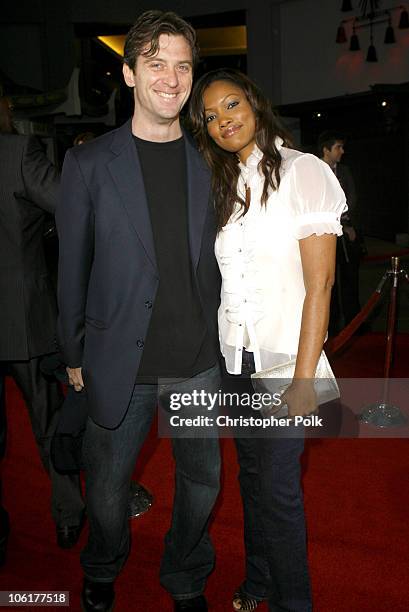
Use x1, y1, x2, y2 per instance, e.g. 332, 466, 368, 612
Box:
232, 589, 260, 611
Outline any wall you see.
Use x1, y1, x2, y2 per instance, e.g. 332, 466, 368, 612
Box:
0, 24, 44, 91
2, 0, 75, 91
280, 0, 409, 105
1, 0, 408, 238
3, 1, 409, 101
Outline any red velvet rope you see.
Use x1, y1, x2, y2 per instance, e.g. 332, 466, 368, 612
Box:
363, 248, 409, 263
325, 290, 382, 355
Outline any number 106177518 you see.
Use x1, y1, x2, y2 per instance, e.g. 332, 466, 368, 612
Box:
0, 591, 69, 606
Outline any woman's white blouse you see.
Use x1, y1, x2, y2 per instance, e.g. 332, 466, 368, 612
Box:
215, 141, 347, 374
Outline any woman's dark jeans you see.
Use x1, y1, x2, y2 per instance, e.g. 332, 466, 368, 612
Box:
223, 351, 312, 612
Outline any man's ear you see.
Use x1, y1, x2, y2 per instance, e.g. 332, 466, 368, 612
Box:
123, 63, 135, 88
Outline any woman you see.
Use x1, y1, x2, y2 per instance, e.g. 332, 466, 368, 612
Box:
189, 69, 346, 612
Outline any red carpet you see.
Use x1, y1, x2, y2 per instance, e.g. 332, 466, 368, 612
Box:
1, 333, 409, 611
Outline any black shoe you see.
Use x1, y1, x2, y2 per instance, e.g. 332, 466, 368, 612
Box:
81, 578, 115, 612
56, 516, 85, 549
127, 481, 153, 519
0, 506, 10, 566
174, 595, 208, 611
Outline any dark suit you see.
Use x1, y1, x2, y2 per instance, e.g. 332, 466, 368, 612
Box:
0, 135, 58, 360
57, 120, 220, 428
330, 163, 361, 333
0, 134, 84, 527
56, 120, 221, 595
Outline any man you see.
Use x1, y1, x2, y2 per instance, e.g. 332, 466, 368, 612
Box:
318, 131, 361, 333
0, 98, 85, 553
57, 11, 221, 612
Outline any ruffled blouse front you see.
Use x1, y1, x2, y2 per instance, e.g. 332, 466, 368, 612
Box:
215, 142, 347, 375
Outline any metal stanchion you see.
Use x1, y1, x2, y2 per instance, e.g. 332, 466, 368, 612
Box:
359, 256, 408, 427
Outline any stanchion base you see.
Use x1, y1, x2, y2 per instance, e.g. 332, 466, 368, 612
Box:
359, 403, 408, 427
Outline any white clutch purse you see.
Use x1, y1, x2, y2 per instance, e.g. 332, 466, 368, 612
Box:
251, 351, 340, 409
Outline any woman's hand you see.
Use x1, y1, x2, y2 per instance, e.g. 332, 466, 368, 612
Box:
281, 379, 317, 418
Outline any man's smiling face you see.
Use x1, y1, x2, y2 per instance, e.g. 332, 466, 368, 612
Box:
123, 33, 193, 126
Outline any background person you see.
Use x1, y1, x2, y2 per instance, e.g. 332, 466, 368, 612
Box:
318, 130, 362, 334
189, 69, 346, 612
0, 96, 84, 554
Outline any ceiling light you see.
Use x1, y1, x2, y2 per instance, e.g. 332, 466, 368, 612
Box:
337, 2, 409, 58
384, 18, 396, 44
366, 25, 378, 62
349, 28, 360, 50
399, 8, 409, 29
341, 0, 353, 11
336, 25, 347, 43
366, 43, 378, 61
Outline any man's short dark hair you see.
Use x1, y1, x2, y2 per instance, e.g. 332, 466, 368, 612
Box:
123, 10, 199, 72
317, 130, 345, 157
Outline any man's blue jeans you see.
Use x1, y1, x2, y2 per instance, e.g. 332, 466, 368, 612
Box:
80, 363, 221, 600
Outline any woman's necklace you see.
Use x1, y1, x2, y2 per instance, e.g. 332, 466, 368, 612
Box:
245, 182, 251, 210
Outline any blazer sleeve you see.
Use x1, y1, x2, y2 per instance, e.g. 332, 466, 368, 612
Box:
22, 136, 60, 213
56, 148, 94, 367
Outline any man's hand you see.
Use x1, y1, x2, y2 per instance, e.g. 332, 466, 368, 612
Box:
67, 366, 84, 392
281, 379, 317, 418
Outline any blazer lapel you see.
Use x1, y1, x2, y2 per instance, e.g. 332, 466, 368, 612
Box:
185, 134, 211, 271
107, 121, 157, 272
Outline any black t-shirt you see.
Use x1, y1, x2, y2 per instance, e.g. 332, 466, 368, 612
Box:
133, 135, 216, 382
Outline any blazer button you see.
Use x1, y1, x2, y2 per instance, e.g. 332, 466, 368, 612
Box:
144, 300, 152, 309
137, 340, 144, 348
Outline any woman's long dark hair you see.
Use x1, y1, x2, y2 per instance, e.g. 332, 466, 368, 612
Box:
188, 69, 292, 230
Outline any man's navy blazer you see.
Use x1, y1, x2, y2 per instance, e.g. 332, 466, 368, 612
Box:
56, 120, 221, 429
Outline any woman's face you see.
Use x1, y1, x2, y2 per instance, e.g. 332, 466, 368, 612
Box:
202, 80, 256, 164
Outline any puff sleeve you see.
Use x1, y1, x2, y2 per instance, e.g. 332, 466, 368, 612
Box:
287, 153, 347, 239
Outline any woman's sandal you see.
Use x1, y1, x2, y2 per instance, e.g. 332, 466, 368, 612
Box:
232, 589, 260, 611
